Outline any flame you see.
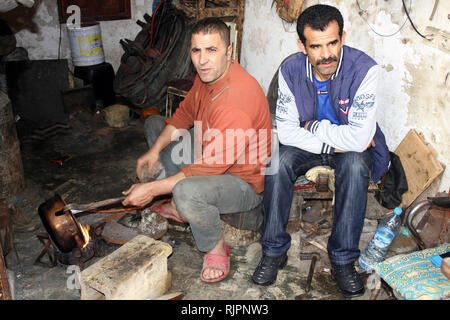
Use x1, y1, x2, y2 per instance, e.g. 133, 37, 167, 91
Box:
80, 224, 90, 249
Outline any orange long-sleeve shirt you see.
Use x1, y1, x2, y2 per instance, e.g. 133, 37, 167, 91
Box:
165, 61, 272, 194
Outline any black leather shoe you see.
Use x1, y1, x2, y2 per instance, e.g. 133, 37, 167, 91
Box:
331, 262, 365, 298
252, 253, 288, 286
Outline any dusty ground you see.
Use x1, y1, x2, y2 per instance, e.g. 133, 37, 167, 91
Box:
4, 108, 398, 301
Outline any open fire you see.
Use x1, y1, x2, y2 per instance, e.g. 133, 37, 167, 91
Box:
37, 194, 98, 268
53, 224, 96, 268
80, 224, 90, 249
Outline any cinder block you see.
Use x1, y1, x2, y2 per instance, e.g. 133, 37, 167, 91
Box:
80, 235, 172, 300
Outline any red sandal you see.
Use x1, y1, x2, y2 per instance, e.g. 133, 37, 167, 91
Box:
150, 199, 187, 224
201, 245, 230, 283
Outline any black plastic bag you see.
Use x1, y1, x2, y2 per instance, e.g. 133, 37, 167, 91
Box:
376, 152, 408, 209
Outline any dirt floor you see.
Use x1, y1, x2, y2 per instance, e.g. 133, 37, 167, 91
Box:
3, 107, 399, 301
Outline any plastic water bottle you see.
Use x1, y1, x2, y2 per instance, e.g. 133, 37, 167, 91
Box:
358, 207, 403, 272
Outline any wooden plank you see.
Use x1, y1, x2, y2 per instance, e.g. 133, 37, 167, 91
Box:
178, 0, 245, 62
235, 0, 245, 62
207, 0, 234, 7
175, 3, 196, 18
394, 129, 445, 207
203, 8, 239, 17
0, 241, 12, 300
295, 188, 333, 200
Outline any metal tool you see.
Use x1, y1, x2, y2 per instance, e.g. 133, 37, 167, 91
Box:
55, 196, 126, 216
405, 196, 450, 250
299, 252, 320, 293
38, 194, 86, 253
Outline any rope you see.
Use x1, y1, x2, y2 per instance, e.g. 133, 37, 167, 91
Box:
148, 0, 166, 55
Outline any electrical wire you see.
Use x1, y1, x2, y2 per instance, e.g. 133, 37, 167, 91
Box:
147, 0, 166, 55
58, 21, 62, 59
356, 0, 410, 37
402, 0, 429, 40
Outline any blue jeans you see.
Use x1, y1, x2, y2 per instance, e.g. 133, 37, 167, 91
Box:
173, 175, 262, 252
144, 115, 194, 176
261, 145, 372, 265
144, 115, 262, 252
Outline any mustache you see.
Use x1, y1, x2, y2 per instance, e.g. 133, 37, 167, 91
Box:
317, 56, 338, 65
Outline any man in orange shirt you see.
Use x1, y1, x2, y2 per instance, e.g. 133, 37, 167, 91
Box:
122, 18, 272, 283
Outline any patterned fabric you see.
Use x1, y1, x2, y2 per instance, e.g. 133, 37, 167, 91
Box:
375, 244, 450, 300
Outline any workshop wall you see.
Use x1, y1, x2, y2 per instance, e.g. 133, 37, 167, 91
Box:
241, 0, 450, 192
7, 0, 450, 192
9, 0, 155, 71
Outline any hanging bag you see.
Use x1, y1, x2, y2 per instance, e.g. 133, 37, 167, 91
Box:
272, 0, 305, 23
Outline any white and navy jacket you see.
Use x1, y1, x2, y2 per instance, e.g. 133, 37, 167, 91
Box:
276, 45, 390, 182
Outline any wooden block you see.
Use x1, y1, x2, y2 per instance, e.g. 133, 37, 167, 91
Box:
394, 129, 445, 207
80, 235, 172, 300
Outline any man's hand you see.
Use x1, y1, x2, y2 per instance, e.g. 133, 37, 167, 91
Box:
304, 120, 312, 131
122, 171, 187, 207
136, 124, 179, 181
366, 139, 376, 150
122, 182, 155, 207
136, 149, 160, 182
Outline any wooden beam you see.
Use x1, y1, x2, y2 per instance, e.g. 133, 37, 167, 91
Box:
178, 0, 245, 62
0, 242, 12, 300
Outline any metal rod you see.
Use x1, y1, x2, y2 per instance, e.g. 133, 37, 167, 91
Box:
305, 254, 319, 293
55, 196, 127, 216
0, 241, 12, 300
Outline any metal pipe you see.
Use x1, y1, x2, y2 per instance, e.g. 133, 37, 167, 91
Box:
405, 200, 429, 250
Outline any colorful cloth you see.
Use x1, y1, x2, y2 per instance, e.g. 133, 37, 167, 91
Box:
375, 243, 450, 300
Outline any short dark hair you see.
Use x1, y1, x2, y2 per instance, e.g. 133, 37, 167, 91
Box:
296, 4, 344, 45
191, 17, 230, 47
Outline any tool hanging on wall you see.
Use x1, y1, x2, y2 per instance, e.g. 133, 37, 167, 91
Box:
429, 0, 439, 21
272, 0, 305, 23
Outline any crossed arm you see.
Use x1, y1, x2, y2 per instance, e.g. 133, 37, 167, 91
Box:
276, 65, 380, 154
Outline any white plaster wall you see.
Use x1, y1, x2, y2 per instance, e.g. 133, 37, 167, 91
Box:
7, 0, 450, 192
241, 0, 450, 192
12, 0, 155, 71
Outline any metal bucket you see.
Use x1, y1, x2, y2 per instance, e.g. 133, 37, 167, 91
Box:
0, 91, 26, 199
67, 22, 105, 67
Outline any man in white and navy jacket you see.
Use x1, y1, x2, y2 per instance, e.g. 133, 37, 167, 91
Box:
252, 4, 390, 298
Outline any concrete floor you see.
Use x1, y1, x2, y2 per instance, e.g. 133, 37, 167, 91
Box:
4, 108, 398, 301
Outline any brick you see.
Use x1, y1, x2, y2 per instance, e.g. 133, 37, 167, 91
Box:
80, 235, 172, 300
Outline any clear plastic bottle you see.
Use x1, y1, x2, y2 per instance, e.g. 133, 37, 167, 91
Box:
358, 207, 403, 272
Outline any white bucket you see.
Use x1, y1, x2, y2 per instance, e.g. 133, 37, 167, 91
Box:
67, 23, 105, 67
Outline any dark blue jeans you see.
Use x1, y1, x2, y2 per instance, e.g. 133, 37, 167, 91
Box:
261, 145, 372, 266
